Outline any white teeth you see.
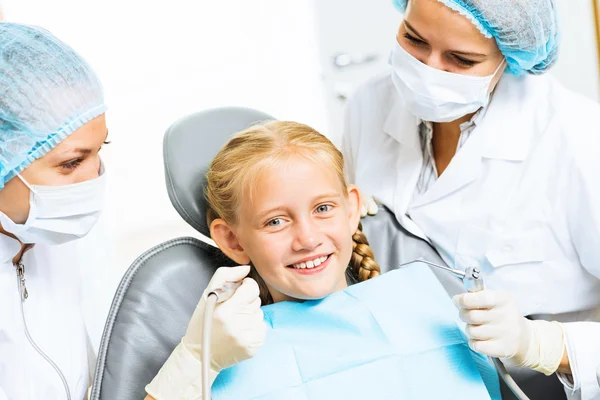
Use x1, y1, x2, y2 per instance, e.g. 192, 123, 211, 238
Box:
292, 255, 329, 269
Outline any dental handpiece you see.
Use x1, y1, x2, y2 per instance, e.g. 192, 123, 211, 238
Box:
202, 281, 243, 400
462, 266, 484, 293
208, 281, 243, 303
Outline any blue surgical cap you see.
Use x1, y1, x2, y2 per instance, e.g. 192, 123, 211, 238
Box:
392, 0, 560, 76
0, 23, 107, 189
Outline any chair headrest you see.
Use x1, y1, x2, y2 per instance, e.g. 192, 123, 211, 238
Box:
163, 107, 274, 237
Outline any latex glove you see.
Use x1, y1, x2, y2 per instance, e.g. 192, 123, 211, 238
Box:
186, 265, 266, 370
453, 289, 565, 376
360, 195, 378, 217
146, 265, 266, 400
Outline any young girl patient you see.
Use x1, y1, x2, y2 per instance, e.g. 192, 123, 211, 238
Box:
205, 120, 379, 306
145, 121, 498, 400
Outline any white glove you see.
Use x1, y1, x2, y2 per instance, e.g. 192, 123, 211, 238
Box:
453, 289, 565, 376
360, 196, 378, 217
146, 265, 266, 400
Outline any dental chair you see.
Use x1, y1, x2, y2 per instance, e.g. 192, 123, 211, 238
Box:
89, 107, 566, 400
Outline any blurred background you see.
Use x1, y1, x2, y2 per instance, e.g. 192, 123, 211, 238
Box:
1, 0, 599, 350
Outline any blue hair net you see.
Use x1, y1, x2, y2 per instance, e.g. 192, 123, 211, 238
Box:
392, 0, 560, 76
0, 23, 107, 189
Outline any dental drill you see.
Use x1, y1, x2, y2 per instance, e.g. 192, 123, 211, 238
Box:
202, 281, 242, 400
402, 258, 530, 400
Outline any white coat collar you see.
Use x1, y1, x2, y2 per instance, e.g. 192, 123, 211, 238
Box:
383, 73, 545, 163
383, 94, 420, 146
479, 73, 547, 161
0, 233, 21, 265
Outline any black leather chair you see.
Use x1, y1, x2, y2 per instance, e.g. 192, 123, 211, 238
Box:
90, 107, 566, 400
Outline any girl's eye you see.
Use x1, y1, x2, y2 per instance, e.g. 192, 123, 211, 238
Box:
267, 218, 282, 227
404, 33, 427, 47
61, 159, 83, 170
316, 204, 332, 213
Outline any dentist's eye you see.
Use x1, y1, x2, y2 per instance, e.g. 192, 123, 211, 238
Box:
453, 54, 477, 68
60, 158, 83, 170
404, 33, 427, 47
316, 204, 333, 213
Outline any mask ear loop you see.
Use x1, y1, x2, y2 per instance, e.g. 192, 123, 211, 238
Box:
487, 58, 507, 96
493, 58, 507, 76
16, 175, 38, 194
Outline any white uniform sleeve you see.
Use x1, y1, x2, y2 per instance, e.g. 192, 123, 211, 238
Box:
559, 108, 600, 399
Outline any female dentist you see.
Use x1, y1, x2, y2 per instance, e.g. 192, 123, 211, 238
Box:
343, 0, 600, 398
0, 23, 109, 399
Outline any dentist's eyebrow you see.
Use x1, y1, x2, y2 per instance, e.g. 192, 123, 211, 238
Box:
404, 21, 426, 41
65, 148, 92, 156
405, 20, 487, 58
56, 130, 110, 158
451, 49, 487, 58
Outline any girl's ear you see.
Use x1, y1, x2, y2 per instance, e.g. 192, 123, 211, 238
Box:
210, 218, 251, 265
346, 184, 362, 233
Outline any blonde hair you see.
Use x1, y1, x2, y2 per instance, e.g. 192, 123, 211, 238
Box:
205, 121, 380, 304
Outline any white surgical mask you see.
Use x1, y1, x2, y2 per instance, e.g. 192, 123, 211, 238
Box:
0, 163, 107, 245
389, 41, 505, 123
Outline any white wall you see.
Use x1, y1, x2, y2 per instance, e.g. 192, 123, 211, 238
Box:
552, 0, 599, 101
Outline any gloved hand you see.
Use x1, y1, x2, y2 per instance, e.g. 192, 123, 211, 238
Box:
453, 289, 565, 376
360, 195, 378, 217
145, 265, 266, 400
185, 265, 266, 370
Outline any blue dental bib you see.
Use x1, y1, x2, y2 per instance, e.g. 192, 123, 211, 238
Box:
212, 262, 501, 399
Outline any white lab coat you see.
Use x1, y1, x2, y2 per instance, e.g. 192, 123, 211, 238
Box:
0, 234, 92, 399
343, 70, 600, 399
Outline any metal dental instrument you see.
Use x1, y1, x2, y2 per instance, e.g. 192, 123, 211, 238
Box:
202, 281, 242, 400
402, 258, 530, 400
399, 258, 484, 293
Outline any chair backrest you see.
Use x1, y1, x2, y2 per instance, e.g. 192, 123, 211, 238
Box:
90, 107, 272, 400
90, 107, 565, 400
90, 237, 227, 400
164, 107, 274, 236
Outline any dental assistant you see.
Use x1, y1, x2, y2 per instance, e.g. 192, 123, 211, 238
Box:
0, 23, 109, 399
342, 0, 600, 399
